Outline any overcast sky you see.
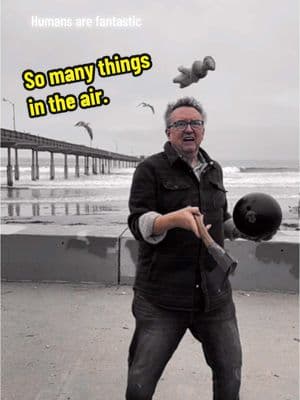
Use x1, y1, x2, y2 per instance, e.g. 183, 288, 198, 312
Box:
1, 0, 298, 160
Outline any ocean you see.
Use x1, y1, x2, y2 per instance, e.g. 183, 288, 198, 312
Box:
1, 156, 299, 230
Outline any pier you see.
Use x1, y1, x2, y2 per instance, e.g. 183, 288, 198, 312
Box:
1, 128, 140, 186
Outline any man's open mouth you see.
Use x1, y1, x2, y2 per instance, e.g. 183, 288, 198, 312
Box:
183, 136, 195, 142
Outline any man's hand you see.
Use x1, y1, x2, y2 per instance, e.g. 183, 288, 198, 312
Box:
194, 213, 214, 247
224, 218, 241, 241
194, 213, 212, 236
153, 206, 201, 237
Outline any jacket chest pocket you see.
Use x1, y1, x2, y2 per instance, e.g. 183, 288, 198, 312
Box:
159, 180, 192, 212
202, 180, 227, 210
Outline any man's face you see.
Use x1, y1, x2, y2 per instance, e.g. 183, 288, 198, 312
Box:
166, 106, 205, 156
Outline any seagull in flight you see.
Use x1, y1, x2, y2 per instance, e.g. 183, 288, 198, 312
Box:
74, 121, 93, 140
137, 102, 155, 114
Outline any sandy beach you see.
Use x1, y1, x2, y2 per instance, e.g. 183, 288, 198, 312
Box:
2, 283, 299, 400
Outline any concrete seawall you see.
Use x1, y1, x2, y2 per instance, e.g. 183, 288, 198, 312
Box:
1, 224, 299, 292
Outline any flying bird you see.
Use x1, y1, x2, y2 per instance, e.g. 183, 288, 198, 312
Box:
173, 56, 216, 88
137, 102, 155, 114
74, 121, 93, 140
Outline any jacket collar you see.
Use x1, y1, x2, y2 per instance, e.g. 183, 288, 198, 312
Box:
163, 141, 215, 167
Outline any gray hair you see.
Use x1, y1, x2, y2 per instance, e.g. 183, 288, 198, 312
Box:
164, 97, 207, 127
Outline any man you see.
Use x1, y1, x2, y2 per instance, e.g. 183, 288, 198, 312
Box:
126, 97, 242, 400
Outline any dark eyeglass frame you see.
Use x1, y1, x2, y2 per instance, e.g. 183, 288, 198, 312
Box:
167, 119, 205, 130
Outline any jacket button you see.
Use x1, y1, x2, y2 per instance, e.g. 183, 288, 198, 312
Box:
196, 284, 200, 289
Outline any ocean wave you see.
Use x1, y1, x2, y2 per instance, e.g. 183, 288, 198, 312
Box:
240, 167, 299, 173
2, 166, 297, 175
223, 166, 241, 174
224, 174, 299, 186
223, 166, 299, 174
1, 165, 298, 190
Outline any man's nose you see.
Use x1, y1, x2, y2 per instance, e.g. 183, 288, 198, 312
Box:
184, 123, 194, 133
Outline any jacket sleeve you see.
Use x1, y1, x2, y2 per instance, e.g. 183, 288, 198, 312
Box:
138, 212, 167, 243
128, 161, 158, 241
218, 163, 231, 222
223, 197, 232, 222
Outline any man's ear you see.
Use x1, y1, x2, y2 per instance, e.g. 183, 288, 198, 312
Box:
165, 128, 170, 137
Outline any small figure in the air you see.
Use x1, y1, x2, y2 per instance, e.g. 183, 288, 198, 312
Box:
173, 56, 216, 88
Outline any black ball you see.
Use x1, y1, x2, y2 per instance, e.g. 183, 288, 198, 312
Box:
233, 193, 282, 238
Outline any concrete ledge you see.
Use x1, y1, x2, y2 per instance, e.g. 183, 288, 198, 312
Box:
1, 225, 124, 284
120, 231, 299, 292
1, 225, 299, 292
228, 238, 299, 292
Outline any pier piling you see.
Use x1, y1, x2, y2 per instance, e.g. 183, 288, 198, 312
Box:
14, 148, 19, 180
50, 152, 55, 180
35, 151, 39, 180
6, 147, 13, 187
75, 155, 79, 177
64, 154, 68, 179
31, 149, 36, 181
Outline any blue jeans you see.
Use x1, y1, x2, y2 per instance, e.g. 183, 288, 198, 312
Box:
126, 292, 242, 400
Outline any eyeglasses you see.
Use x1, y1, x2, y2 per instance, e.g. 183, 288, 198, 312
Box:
167, 120, 205, 130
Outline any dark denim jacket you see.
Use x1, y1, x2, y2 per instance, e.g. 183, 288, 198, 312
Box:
128, 142, 232, 311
